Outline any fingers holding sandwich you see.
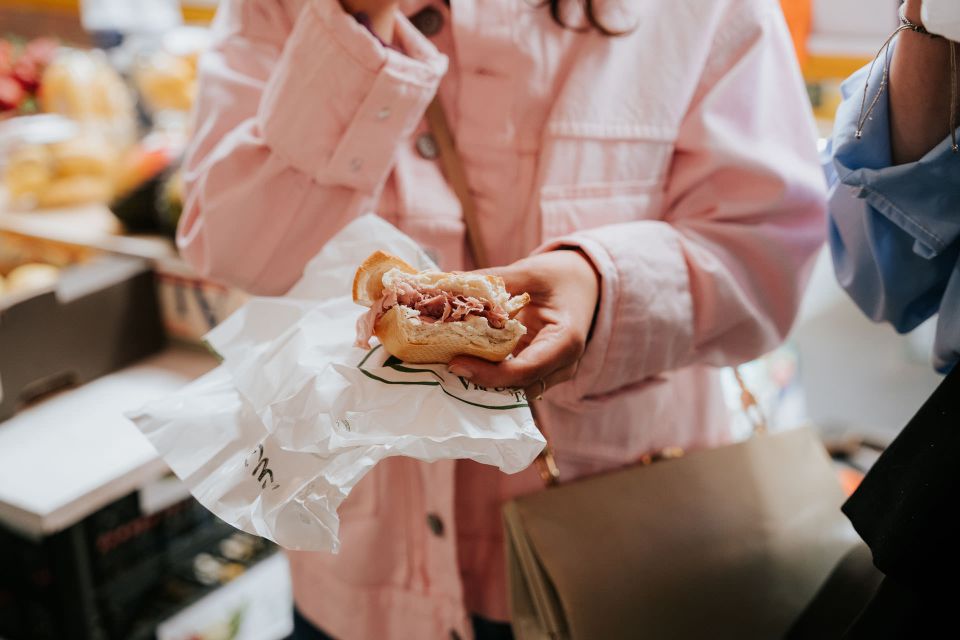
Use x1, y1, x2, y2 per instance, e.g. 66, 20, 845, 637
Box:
448, 322, 582, 392
352, 250, 531, 362
351, 248, 599, 396
447, 249, 600, 398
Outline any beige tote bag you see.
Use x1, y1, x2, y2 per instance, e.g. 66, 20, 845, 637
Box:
503, 424, 859, 640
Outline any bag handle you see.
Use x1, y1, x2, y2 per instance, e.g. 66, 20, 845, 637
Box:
424, 97, 766, 489
425, 98, 489, 269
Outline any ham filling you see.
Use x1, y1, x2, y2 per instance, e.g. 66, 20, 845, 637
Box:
355, 280, 510, 348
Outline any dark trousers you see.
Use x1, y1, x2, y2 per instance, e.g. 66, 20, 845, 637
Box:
787, 544, 954, 639
287, 607, 515, 640
788, 366, 960, 639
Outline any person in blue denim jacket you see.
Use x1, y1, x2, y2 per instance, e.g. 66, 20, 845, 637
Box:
827, 12, 960, 373
789, 2, 960, 637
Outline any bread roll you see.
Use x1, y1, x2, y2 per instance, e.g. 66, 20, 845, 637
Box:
353, 251, 529, 364
5, 263, 59, 293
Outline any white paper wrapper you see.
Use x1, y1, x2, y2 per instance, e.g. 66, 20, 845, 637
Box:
129, 215, 545, 552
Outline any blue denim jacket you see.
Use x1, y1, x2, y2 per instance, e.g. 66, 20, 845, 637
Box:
826, 46, 960, 371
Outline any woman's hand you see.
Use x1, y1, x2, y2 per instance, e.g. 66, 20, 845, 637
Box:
447, 250, 600, 400
340, 0, 400, 43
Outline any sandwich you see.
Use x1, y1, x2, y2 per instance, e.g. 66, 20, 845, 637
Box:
353, 251, 530, 364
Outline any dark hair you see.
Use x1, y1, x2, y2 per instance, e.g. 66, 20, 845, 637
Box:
542, 0, 628, 36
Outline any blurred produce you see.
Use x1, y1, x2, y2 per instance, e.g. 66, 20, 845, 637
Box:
109, 133, 182, 234
0, 229, 89, 271
131, 25, 210, 118
0, 44, 143, 210
0, 76, 25, 113
135, 49, 196, 113
107, 26, 207, 233
158, 167, 183, 234
3, 130, 119, 208
40, 48, 135, 143
0, 256, 63, 303
0, 37, 59, 117
53, 133, 115, 175
4, 261, 59, 294
3, 143, 51, 197
0, 25, 208, 218
36, 173, 113, 208
113, 138, 172, 198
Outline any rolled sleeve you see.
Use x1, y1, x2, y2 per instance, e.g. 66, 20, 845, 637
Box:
538, 223, 694, 398
827, 44, 960, 368
831, 49, 960, 259
257, 0, 447, 193
538, 3, 826, 400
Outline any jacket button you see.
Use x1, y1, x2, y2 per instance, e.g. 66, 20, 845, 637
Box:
426, 513, 444, 537
415, 133, 439, 160
410, 6, 444, 36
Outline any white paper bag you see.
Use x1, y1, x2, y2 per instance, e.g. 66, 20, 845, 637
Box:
130, 215, 545, 552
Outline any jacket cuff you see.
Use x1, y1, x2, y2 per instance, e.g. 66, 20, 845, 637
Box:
257, 0, 447, 193
536, 221, 694, 399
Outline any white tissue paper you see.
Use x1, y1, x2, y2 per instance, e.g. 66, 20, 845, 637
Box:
129, 215, 545, 552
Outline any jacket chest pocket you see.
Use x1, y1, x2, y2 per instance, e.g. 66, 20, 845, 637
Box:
538, 137, 672, 241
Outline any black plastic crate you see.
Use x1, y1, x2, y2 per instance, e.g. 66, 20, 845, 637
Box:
0, 488, 238, 640
83, 492, 218, 587
84, 493, 164, 585
17, 598, 63, 640
96, 555, 165, 640
159, 495, 214, 540
0, 583, 19, 638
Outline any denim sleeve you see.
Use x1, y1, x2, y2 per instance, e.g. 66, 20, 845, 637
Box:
827, 46, 960, 363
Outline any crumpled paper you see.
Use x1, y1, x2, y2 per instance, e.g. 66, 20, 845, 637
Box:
129, 215, 545, 552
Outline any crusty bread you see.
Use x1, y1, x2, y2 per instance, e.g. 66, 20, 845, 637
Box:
376, 305, 525, 364
353, 251, 529, 363
353, 250, 417, 306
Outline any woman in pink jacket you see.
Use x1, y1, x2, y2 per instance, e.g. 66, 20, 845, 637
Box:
178, 0, 826, 638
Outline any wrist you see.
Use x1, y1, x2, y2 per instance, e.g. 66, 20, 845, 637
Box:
556, 246, 600, 288
555, 246, 601, 340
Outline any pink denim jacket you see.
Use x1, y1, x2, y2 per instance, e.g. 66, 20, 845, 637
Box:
178, 0, 827, 637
